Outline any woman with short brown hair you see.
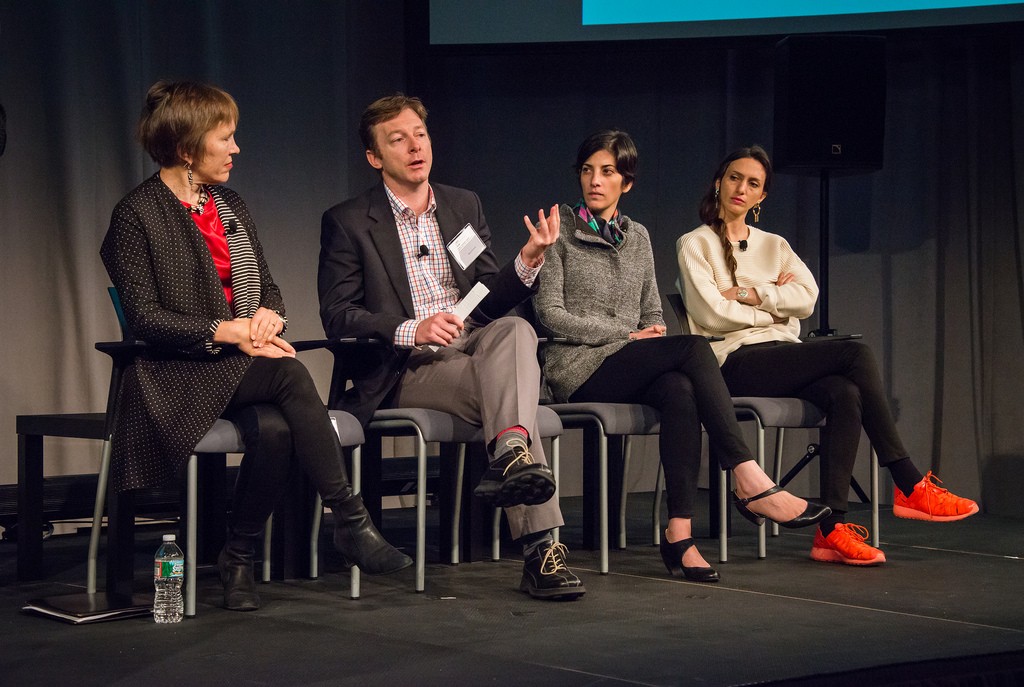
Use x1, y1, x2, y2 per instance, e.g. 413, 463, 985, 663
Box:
101, 81, 411, 612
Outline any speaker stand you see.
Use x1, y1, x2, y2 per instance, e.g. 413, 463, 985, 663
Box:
809, 169, 839, 338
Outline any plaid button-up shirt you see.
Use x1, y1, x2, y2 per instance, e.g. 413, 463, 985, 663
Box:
384, 183, 540, 347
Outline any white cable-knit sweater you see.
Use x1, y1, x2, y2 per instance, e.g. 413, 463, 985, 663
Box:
676, 224, 819, 365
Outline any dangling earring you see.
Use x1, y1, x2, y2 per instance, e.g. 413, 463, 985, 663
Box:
752, 203, 761, 223
185, 162, 194, 192
714, 186, 719, 209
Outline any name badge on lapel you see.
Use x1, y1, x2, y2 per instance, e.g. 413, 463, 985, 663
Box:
446, 223, 486, 270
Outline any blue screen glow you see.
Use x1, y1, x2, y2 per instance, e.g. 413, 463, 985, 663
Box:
430, 0, 1024, 45
583, 1, 1023, 25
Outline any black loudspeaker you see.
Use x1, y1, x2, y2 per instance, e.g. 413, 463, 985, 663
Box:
773, 35, 886, 173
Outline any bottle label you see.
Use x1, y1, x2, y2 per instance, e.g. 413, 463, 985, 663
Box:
154, 559, 184, 579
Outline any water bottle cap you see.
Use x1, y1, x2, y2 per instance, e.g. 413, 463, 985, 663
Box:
162, 534, 176, 542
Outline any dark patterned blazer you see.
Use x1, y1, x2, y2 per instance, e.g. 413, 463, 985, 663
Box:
100, 173, 284, 491
318, 181, 535, 425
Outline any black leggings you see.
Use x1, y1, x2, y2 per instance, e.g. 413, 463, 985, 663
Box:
222, 357, 350, 535
570, 335, 754, 519
720, 340, 908, 513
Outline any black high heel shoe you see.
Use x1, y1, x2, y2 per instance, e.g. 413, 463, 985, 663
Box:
659, 536, 720, 583
733, 486, 831, 529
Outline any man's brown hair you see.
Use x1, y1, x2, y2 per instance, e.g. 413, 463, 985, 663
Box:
359, 93, 428, 156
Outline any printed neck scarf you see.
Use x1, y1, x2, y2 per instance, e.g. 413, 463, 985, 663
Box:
574, 199, 624, 246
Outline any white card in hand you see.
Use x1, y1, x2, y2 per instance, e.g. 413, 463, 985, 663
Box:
452, 282, 490, 321
428, 282, 490, 351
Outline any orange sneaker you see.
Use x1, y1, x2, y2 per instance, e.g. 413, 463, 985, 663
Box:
893, 471, 979, 522
810, 523, 886, 566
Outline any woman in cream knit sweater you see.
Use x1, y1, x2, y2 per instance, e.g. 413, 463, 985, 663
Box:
678, 145, 978, 567
534, 131, 830, 583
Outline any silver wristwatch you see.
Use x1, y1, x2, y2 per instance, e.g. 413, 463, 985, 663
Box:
737, 288, 749, 300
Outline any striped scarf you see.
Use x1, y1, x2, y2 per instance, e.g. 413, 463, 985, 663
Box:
208, 187, 260, 318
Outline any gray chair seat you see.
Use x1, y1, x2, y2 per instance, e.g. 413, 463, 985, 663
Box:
731, 397, 825, 428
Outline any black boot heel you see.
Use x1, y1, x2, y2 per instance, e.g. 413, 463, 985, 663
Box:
733, 486, 832, 529
330, 493, 413, 575
659, 535, 719, 583
218, 537, 261, 612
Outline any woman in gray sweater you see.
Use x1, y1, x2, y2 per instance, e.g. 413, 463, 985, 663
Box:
533, 131, 829, 582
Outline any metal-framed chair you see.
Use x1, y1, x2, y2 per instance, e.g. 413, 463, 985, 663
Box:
308, 410, 366, 597
544, 403, 660, 575
308, 337, 565, 594
90, 288, 366, 616
520, 301, 663, 574
91, 291, 254, 617
486, 405, 565, 559
657, 292, 879, 562
650, 397, 831, 562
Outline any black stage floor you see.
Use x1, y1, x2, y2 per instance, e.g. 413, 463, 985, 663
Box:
2, 493, 1022, 686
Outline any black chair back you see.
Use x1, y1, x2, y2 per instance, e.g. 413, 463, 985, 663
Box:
664, 292, 691, 335
97, 286, 146, 436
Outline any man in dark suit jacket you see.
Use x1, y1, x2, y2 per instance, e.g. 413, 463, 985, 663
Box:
318, 94, 584, 600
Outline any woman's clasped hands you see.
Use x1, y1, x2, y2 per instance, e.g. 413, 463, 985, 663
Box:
217, 306, 295, 358
629, 324, 666, 341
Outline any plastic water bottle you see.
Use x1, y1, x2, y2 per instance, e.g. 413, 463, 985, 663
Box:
153, 534, 184, 623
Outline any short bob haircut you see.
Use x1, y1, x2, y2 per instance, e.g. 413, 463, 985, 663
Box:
359, 93, 428, 156
574, 129, 638, 186
136, 81, 239, 168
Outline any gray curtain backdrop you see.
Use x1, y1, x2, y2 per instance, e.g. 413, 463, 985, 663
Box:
0, 0, 405, 484
2, 2, 1021, 515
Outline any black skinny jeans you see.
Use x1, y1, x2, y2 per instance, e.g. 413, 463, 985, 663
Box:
221, 357, 350, 536
720, 340, 908, 513
570, 335, 754, 519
